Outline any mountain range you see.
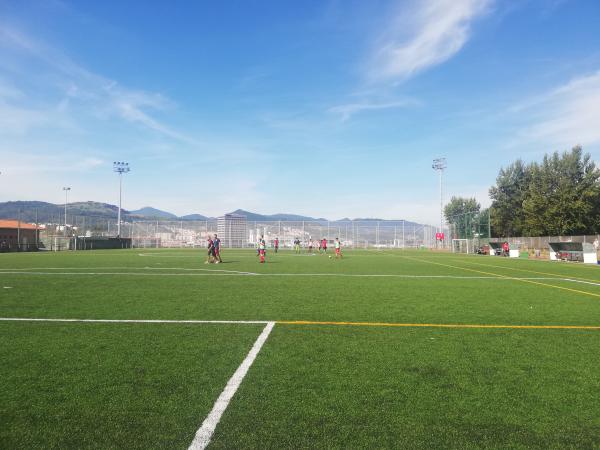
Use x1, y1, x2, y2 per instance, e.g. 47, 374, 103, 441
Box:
0, 201, 422, 226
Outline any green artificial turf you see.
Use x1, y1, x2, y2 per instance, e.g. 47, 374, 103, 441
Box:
0, 321, 263, 449
1, 248, 599, 448
212, 325, 600, 449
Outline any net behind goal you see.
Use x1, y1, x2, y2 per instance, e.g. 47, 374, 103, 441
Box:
452, 239, 470, 254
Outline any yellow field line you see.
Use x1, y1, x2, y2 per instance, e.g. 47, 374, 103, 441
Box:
394, 254, 600, 299
449, 257, 600, 284
277, 320, 600, 330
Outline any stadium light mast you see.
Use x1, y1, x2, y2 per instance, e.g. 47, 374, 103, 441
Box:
62, 187, 71, 237
113, 161, 131, 237
432, 158, 447, 245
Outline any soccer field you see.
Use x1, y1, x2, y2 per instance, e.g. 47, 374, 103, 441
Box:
1, 248, 600, 448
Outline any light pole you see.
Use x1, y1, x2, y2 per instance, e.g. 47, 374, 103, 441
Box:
432, 158, 447, 247
113, 161, 131, 237
62, 187, 71, 237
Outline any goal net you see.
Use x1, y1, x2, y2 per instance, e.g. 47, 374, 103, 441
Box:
452, 239, 470, 254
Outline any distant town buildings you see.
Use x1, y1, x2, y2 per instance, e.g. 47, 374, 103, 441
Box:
218, 214, 247, 248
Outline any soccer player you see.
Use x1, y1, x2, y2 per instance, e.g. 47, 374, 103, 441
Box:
274, 237, 279, 253
213, 234, 222, 263
258, 235, 266, 263
205, 234, 215, 264
308, 238, 313, 254
334, 237, 342, 259
294, 237, 301, 254
322, 238, 327, 253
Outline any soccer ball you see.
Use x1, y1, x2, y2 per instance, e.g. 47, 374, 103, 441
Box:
328, 255, 332, 259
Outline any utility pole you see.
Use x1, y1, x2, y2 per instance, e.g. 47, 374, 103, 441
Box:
62, 187, 71, 238
113, 162, 131, 237
432, 158, 447, 247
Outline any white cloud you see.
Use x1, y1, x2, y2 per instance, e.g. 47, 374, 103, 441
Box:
515, 71, 600, 148
369, 0, 492, 82
328, 98, 420, 121
0, 24, 194, 143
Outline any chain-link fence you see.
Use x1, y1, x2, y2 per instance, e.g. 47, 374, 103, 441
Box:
3, 211, 447, 250
124, 219, 442, 249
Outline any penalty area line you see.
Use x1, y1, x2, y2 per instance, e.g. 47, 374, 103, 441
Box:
188, 321, 275, 450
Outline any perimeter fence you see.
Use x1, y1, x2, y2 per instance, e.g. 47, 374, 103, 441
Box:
3, 212, 447, 250
94, 219, 442, 249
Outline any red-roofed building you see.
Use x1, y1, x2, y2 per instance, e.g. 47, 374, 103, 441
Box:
0, 219, 40, 252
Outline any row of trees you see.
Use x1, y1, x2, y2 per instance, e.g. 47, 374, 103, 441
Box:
445, 146, 600, 237
489, 146, 600, 236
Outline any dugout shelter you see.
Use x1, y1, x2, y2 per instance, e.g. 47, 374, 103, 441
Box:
548, 242, 597, 264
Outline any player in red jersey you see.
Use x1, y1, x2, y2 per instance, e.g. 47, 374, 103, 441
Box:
213, 234, 222, 263
205, 235, 215, 264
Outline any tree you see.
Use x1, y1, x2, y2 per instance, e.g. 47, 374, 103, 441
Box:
522, 146, 600, 235
444, 197, 480, 239
489, 146, 600, 237
489, 159, 531, 237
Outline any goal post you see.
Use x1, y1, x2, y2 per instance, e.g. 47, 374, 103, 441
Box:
452, 239, 470, 254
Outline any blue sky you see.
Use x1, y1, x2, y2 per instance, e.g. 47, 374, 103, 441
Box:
1, 0, 599, 223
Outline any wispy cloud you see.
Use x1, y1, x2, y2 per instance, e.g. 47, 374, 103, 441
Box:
514, 70, 600, 148
0, 23, 195, 143
368, 0, 492, 83
328, 98, 421, 122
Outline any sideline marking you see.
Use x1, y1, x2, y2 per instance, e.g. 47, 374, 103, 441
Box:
1, 317, 599, 330
0, 271, 259, 277
277, 320, 600, 330
394, 254, 600, 299
188, 321, 275, 450
563, 278, 600, 287
0, 318, 269, 324
0, 266, 258, 275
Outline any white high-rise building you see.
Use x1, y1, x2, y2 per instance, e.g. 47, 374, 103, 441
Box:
217, 214, 247, 248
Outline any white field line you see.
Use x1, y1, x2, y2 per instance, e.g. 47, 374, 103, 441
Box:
188, 321, 275, 450
0, 266, 247, 272
0, 267, 258, 275
562, 278, 600, 287
0, 318, 268, 324
0, 270, 260, 277
0, 270, 566, 280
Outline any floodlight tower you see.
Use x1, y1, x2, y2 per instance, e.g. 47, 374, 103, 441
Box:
113, 162, 131, 237
62, 187, 71, 237
432, 158, 447, 244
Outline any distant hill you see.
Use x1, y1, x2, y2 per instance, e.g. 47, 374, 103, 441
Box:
0, 201, 127, 222
180, 214, 210, 221
130, 207, 178, 219
228, 209, 327, 222
0, 201, 425, 226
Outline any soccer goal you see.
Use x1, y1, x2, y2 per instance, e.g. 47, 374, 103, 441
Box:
452, 239, 470, 254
